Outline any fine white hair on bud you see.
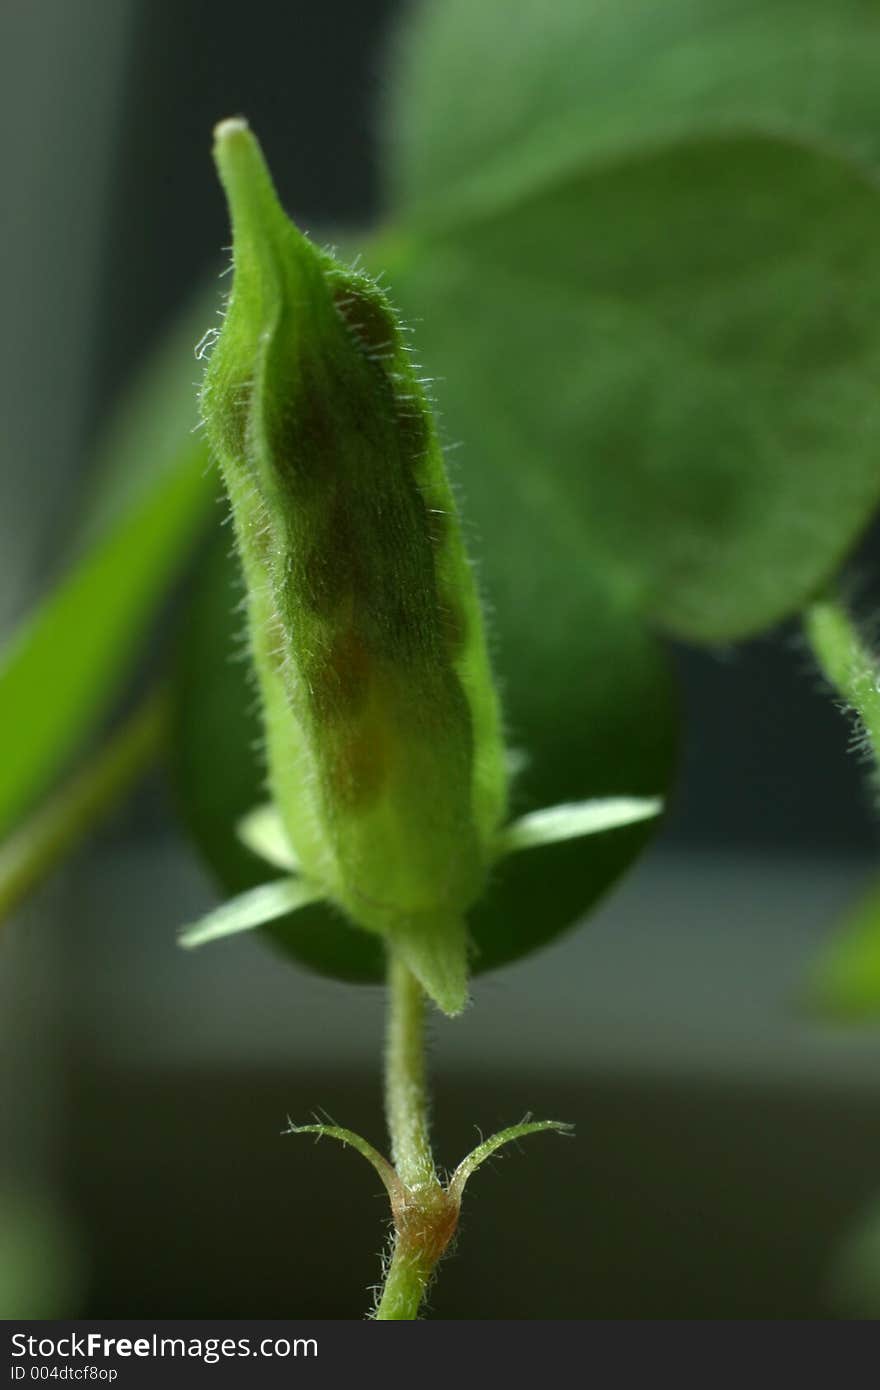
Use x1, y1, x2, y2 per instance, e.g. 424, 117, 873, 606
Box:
200, 119, 509, 1014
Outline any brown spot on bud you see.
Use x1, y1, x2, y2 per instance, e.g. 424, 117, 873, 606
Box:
309, 628, 371, 720
327, 720, 389, 811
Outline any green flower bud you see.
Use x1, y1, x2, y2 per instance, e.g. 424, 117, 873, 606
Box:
200, 118, 508, 1013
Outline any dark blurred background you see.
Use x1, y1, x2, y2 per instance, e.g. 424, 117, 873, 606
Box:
4, 0, 880, 1320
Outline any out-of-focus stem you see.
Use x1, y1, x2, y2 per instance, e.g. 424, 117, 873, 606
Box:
0, 687, 167, 924
805, 596, 880, 761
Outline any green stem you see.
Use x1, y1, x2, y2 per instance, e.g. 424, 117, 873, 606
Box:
804, 595, 880, 760
375, 951, 452, 1320
369, 957, 569, 1317
383, 951, 436, 1190
0, 687, 168, 923
374, 1240, 435, 1322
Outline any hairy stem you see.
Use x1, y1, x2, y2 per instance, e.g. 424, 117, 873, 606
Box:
384, 951, 435, 1189
804, 595, 880, 762
0, 687, 168, 924
375, 952, 454, 1320
374, 1239, 436, 1322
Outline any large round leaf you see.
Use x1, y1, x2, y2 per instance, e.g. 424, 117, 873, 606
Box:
386, 134, 880, 643
386, 0, 880, 229
383, 0, 880, 644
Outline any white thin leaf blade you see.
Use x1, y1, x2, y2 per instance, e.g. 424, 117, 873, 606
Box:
236, 802, 300, 872
496, 796, 662, 857
178, 876, 321, 949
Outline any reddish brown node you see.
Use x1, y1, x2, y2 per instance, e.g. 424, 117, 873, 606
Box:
392, 1185, 460, 1269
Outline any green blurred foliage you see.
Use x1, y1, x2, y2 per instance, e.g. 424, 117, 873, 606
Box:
7, 0, 880, 992
385, 0, 880, 642
0, 1186, 82, 1318
827, 1193, 880, 1317
391, 137, 880, 642
0, 453, 207, 843
807, 877, 880, 1020
386, 0, 880, 227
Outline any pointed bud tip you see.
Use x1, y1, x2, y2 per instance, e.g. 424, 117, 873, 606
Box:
212, 117, 257, 179
210, 116, 290, 255
213, 115, 250, 146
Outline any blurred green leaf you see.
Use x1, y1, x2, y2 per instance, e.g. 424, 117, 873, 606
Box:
179, 875, 322, 949
0, 690, 167, 922
386, 0, 880, 229
0, 294, 217, 846
496, 797, 662, 857
0, 448, 208, 842
237, 802, 300, 872
0, 1185, 81, 1318
827, 1194, 880, 1317
389, 134, 880, 642
76, 297, 215, 544
427, 357, 677, 973
805, 878, 880, 1021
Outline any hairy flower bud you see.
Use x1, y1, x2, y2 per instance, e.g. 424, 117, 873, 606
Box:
200, 119, 508, 1013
